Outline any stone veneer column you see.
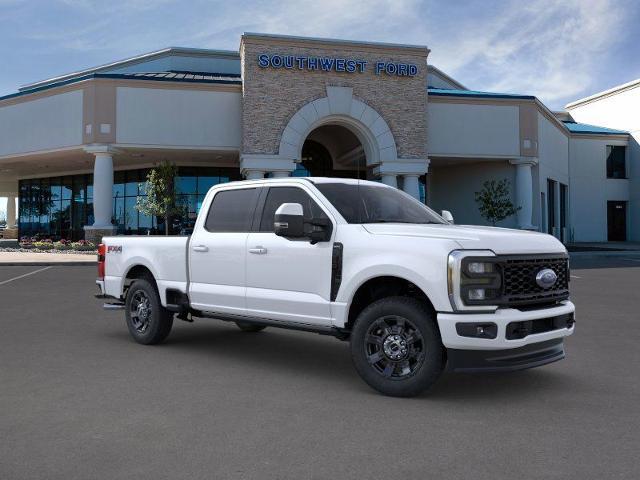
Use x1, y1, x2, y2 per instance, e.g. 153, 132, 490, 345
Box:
510, 157, 538, 230
84, 145, 117, 243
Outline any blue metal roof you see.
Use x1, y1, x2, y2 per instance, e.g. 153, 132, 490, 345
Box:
427, 87, 535, 100
0, 71, 242, 102
562, 121, 628, 135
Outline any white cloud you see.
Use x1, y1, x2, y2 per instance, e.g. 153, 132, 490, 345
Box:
426, 0, 628, 107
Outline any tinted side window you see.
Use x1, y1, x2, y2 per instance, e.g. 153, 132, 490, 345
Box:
259, 187, 327, 232
205, 188, 258, 232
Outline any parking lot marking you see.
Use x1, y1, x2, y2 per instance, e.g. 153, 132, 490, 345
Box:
0, 266, 52, 286
571, 275, 581, 279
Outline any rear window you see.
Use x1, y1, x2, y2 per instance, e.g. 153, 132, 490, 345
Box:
204, 188, 258, 232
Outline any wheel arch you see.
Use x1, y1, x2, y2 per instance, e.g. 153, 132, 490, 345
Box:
345, 275, 437, 332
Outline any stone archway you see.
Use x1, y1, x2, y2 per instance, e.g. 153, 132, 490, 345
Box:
278, 86, 398, 166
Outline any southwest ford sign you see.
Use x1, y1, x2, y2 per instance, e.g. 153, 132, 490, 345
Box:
257, 54, 418, 77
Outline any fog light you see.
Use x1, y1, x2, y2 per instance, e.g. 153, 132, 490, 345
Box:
456, 322, 498, 339
468, 288, 486, 300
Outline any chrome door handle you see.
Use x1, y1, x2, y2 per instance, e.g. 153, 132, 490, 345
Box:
192, 245, 209, 252
248, 246, 268, 255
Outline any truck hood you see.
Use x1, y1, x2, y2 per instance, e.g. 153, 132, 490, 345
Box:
362, 224, 567, 255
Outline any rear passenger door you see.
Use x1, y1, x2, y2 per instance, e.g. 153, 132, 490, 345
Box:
245, 186, 334, 326
188, 187, 259, 315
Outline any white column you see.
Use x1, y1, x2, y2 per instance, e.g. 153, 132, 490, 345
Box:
270, 171, 290, 178
6, 195, 17, 228
92, 152, 114, 227
244, 170, 265, 180
402, 174, 420, 200
380, 174, 397, 188
510, 158, 537, 230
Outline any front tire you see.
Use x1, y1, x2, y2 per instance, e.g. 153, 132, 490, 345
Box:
350, 296, 445, 397
125, 278, 173, 345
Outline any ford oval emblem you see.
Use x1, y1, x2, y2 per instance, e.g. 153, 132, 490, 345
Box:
536, 268, 558, 289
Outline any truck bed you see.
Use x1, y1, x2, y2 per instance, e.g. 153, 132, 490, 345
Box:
102, 235, 190, 304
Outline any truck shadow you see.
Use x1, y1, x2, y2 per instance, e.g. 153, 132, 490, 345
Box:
131, 321, 578, 400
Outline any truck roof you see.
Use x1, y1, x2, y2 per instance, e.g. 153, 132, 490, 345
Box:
217, 177, 388, 187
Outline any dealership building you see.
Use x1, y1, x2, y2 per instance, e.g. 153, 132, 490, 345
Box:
0, 33, 637, 242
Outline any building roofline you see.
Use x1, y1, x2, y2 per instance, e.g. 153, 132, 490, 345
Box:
428, 87, 535, 100
19, 47, 240, 92
241, 32, 430, 55
2, 72, 241, 104
565, 78, 640, 109
427, 65, 467, 90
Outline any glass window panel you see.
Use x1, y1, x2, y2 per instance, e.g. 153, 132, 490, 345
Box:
49, 200, 61, 238
125, 170, 139, 197
113, 197, 125, 234
87, 175, 94, 199
73, 175, 86, 201
176, 175, 197, 195
197, 195, 205, 214
86, 199, 94, 226
138, 210, 154, 234
61, 177, 72, 200
124, 197, 138, 234
113, 171, 125, 199
60, 199, 71, 239
50, 177, 61, 202
197, 176, 217, 194
73, 199, 85, 234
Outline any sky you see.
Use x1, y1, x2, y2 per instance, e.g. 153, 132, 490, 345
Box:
0, 0, 639, 109
1, 0, 640, 214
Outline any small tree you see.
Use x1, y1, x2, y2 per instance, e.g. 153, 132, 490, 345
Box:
136, 161, 183, 235
474, 179, 520, 226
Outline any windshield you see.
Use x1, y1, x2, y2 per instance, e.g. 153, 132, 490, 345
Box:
315, 183, 447, 225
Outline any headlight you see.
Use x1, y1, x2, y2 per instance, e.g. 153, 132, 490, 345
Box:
447, 251, 501, 311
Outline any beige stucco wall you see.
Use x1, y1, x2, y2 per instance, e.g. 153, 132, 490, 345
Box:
0, 90, 83, 157
116, 86, 242, 148
240, 35, 428, 160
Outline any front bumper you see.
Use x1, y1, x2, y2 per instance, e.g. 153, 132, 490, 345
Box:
446, 338, 565, 372
437, 300, 575, 350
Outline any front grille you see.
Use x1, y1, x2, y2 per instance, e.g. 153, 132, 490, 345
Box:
500, 255, 569, 307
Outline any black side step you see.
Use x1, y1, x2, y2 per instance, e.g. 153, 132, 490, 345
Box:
192, 310, 349, 340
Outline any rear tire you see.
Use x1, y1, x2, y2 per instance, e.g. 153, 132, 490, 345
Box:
235, 321, 266, 333
125, 278, 173, 345
350, 296, 445, 397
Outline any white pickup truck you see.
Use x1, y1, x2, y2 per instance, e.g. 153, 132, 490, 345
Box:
97, 177, 575, 397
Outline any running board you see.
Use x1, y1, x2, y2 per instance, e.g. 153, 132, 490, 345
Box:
193, 310, 349, 339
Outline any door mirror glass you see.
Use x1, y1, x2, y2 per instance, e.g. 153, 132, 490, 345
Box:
274, 203, 305, 238
441, 210, 454, 224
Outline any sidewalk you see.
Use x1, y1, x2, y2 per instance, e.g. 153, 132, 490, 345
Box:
0, 251, 96, 266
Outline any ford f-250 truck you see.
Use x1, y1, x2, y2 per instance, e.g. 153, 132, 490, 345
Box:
96, 177, 575, 397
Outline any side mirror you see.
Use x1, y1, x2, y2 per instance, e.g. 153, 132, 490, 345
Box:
441, 210, 454, 224
274, 203, 305, 238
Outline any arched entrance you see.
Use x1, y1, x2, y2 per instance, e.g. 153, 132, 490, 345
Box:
299, 124, 367, 179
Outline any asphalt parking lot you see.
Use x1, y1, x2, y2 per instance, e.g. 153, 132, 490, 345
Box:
1, 257, 639, 479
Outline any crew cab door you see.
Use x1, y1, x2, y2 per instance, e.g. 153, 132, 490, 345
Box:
188, 187, 259, 315
245, 186, 334, 326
